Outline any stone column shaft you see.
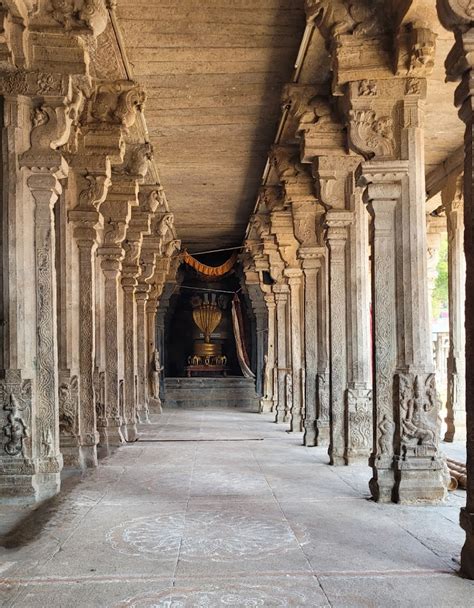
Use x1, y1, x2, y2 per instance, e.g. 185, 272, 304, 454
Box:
261, 294, 276, 413
326, 211, 351, 465
27, 168, 66, 498
315, 253, 330, 446
100, 256, 125, 446
75, 231, 100, 464
345, 188, 372, 463
444, 180, 466, 442
136, 289, 150, 423
122, 281, 138, 440
274, 287, 289, 423
300, 251, 322, 446
286, 271, 304, 432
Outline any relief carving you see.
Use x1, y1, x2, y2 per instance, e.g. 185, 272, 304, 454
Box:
346, 389, 372, 451
3, 395, 28, 456
305, 0, 385, 39
50, 0, 108, 36
90, 81, 146, 129
115, 143, 154, 178
398, 373, 440, 457
59, 376, 79, 437
348, 109, 394, 159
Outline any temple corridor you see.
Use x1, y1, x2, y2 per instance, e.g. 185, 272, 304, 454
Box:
1, 407, 473, 607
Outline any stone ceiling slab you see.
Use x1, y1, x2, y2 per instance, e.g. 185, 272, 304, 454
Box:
117, 0, 305, 251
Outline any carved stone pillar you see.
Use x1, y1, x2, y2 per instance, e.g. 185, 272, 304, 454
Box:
436, 1, 474, 576
0, 93, 39, 501
348, 76, 444, 501
261, 293, 276, 412
359, 173, 399, 502
285, 269, 304, 432
98, 196, 133, 447
300, 248, 324, 446
274, 285, 290, 423
66, 159, 113, 468
315, 252, 330, 446
325, 210, 352, 465
146, 290, 161, 413
345, 184, 372, 463
360, 159, 446, 504
443, 175, 466, 442
135, 287, 150, 423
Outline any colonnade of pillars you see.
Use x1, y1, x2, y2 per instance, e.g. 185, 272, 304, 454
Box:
244, 0, 474, 578
0, 3, 179, 502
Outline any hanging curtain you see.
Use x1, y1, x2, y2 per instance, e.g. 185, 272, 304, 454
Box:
231, 294, 255, 379
183, 250, 238, 277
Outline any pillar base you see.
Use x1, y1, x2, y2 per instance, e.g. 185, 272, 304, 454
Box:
316, 424, 330, 447
444, 414, 466, 443
460, 510, 474, 579
394, 457, 447, 504
329, 453, 347, 466
0, 458, 37, 504
303, 420, 317, 446
290, 413, 303, 433
369, 455, 395, 501
98, 422, 125, 447
80, 445, 98, 468
34, 473, 61, 502
275, 409, 286, 424
259, 398, 274, 413
148, 397, 162, 414
137, 408, 151, 424
125, 423, 139, 442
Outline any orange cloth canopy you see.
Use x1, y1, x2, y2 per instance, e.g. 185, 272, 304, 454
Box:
183, 250, 238, 277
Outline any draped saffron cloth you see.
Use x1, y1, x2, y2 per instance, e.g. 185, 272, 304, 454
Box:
183, 250, 238, 277
231, 294, 255, 379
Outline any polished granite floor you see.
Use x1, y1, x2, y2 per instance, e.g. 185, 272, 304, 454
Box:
1, 408, 473, 607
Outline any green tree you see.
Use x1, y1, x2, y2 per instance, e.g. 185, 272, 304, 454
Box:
432, 236, 448, 320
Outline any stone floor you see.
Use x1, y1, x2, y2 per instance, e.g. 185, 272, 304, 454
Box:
1, 408, 473, 607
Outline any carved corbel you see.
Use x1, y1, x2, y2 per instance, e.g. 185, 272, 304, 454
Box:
87, 80, 146, 130
281, 84, 330, 143
0, 2, 28, 68
396, 24, 437, 77
114, 142, 154, 180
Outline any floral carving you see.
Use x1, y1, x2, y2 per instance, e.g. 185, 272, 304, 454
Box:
348, 109, 394, 159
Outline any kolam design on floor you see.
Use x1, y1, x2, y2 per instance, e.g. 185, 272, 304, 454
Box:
106, 511, 299, 561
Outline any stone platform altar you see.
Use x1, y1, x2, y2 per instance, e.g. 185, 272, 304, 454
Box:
164, 377, 260, 412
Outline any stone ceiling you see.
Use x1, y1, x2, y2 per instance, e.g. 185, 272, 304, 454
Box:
117, 0, 305, 252
115, 3, 464, 250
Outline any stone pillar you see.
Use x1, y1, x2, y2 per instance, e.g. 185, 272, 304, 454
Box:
285, 269, 304, 432
325, 210, 352, 465
443, 176, 466, 442
146, 291, 162, 413
274, 285, 289, 423
261, 293, 276, 412
135, 288, 150, 423
436, 1, 474, 575
345, 185, 372, 463
98, 198, 133, 447
315, 252, 330, 446
300, 248, 324, 446
121, 274, 138, 439
66, 161, 113, 468
360, 156, 446, 503
360, 175, 399, 502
